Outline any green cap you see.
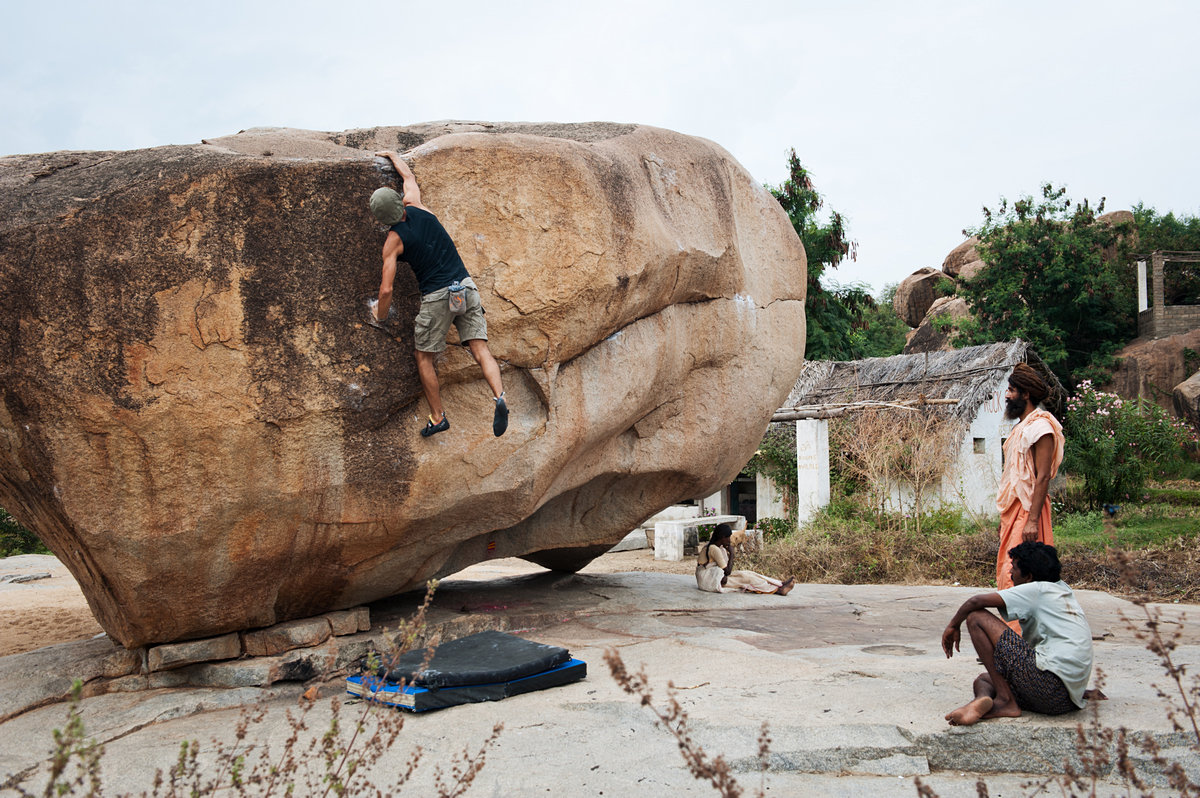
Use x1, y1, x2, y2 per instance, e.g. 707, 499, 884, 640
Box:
370, 187, 406, 226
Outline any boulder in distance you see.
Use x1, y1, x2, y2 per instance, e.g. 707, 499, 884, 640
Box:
894, 267, 953, 328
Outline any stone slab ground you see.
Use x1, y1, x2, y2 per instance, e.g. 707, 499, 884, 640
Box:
1, 552, 1198, 796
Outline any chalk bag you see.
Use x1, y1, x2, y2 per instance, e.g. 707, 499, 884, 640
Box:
448, 281, 468, 316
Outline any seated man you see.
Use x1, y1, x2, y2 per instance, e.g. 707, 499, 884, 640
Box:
941, 542, 1094, 725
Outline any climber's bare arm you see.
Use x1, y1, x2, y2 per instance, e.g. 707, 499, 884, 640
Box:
375, 232, 403, 321
376, 151, 426, 210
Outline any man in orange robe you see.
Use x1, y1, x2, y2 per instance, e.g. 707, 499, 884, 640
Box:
995, 364, 1064, 632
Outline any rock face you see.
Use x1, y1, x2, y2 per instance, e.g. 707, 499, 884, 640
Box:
940, 237, 980, 278
902, 296, 971, 354
0, 123, 807, 647
957, 259, 985, 282
893, 267, 951, 328
1105, 330, 1200, 416
1175, 371, 1200, 428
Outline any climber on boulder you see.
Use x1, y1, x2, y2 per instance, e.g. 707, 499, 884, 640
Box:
368, 150, 508, 438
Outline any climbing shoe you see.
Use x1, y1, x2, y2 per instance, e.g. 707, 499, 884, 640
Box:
492, 394, 508, 437
421, 413, 449, 438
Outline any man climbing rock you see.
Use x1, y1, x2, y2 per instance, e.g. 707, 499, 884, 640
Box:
368, 150, 508, 438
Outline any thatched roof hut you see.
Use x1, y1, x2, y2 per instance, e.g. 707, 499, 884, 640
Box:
765, 341, 1066, 519
774, 340, 1065, 423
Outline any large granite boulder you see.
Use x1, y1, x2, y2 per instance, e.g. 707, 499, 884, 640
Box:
1175, 371, 1200, 428
893, 267, 952, 328
0, 122, 807, 647
902, 296, 972, 354
940, 237, 980, 278
1105, 329, 1200, 416
957, 259, 986, 282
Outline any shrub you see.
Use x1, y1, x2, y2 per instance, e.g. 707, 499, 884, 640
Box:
829, 409, 961, 532
741, 498, 996, 587
753, 517, 794, 542
0, 507, 46, 557
1064, 381, 1196, 507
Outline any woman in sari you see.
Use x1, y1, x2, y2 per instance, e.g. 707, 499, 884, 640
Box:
695, 524, 795, 595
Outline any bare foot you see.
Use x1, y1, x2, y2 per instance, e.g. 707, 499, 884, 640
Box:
1083, 688, 1108, 700
981, 698, 1021, 720
945, 696, 993, 726
777, 578, 796, 596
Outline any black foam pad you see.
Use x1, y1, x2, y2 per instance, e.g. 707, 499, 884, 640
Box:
381, 630, 571, 688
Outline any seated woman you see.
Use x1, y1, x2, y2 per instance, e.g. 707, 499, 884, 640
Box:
941, 541, 1095, 726
695, 523, 795, 595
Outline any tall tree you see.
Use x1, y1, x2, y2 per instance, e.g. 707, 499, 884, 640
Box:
953, 184, 1135, 387
858, 283, 909, 358
770, 150, 874, 361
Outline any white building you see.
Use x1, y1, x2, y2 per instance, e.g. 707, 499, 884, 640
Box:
767, 341, 1064, 525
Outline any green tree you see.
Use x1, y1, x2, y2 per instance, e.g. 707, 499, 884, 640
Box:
858, 282, 909, 358
953, 184, 1135, 387
770, 150, 875, 361
1, 507, 45, 557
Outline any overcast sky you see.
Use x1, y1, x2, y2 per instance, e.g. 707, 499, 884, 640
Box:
4, 0, 1197, 293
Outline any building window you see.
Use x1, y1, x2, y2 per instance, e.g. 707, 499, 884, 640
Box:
973, 437, 986, 454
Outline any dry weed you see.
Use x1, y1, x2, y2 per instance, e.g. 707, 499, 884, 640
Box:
1, 582, 502, 797
831, 408, 962, 532
740, 523, 995, 587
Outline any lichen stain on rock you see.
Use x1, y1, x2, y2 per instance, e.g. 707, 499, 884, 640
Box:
0, 122, 806, 647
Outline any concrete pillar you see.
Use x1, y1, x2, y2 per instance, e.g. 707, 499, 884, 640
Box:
1137, 260, 1148, 312
755, 472, 785, 521
1151, 253, 1167, 339
1152, 253, 1166, 309
795, 419, 830, 527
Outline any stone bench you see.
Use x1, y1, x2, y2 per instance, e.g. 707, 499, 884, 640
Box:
653, 514, 747, 561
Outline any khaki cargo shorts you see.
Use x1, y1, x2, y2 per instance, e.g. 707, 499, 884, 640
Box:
414, 276, 488, 353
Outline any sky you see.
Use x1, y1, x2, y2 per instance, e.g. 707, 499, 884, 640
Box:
4, 0, 1198, 294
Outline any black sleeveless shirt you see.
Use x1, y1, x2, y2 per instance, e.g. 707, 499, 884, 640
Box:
390, 206, 470, 295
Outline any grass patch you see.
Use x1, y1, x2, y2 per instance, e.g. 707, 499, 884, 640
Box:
1054, 503, 1200, 552
1144, 486, 1200, 506
740, 501, 996, 587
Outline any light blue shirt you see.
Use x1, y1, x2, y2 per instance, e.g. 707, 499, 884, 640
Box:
999, 580, 1094, 708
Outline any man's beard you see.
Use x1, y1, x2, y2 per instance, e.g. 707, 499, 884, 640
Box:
1004, 396, 1026, 420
